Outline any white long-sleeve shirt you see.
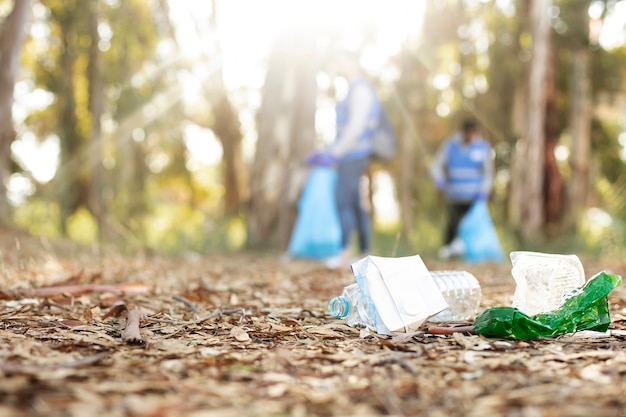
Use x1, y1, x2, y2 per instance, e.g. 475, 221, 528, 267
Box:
328, 82, 376, 159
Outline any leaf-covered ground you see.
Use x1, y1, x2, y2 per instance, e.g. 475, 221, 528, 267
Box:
2, 230, 626, 417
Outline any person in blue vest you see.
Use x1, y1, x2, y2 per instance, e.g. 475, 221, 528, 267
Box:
429, 118, 494, 260
307, 49, 381, 269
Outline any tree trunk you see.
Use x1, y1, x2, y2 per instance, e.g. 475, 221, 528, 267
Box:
87, 0, 106, 240
0, 0, 32, 225
57, 9, 86, 235
516, 0, 551, 242
568, 31, 592, 229
206, 0, 247, 215
247, 29, 319, 250
212, 93, 248, 215
543, 42, 563, 230
161, 0, 248, 216
398, 125, 415, 244
509, 87, 527, 230
395, 53, 419, 248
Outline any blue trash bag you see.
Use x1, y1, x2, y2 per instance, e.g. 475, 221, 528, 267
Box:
287, 167, 342, 259
458, 200, 504, 263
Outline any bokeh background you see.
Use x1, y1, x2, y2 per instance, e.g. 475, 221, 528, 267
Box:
1, 0, 626, 258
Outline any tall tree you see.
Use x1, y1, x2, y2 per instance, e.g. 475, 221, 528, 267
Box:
25, 0, 164, 238
205, 0, 247, 215
87, 0, 106, 238
51, 1, 87, 234
394, 50, 431, 249
512, 0, 552, 242
566, 0, 593, 228
247, 28, 319, 249
0, 0, 32, 225
157, 0, 248, 216
543, 41, 563, 229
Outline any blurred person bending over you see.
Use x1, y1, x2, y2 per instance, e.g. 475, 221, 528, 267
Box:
307, 50, 381, 269
429, 118, 494, 260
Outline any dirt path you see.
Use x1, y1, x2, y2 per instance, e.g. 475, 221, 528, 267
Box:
1, 231, 626, 417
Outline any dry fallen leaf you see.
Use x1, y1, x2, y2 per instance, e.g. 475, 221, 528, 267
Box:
579, 364, 612, 384
1, 232, 626, 417
230, 326, 250, 342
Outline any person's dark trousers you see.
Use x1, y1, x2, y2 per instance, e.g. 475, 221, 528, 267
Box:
335, 157, 370, 254
444, 201, 473, 245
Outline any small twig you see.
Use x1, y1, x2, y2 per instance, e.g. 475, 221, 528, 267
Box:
154, 326, 190, 340
427, 325, 475, 335
390, 331, 425, 345
40, 299, 74, 313
102, 302, 128, 320
122, 309, 146, 344
374, 355, 418, 376
0, 304, 33, 318
173, 295, 198, 313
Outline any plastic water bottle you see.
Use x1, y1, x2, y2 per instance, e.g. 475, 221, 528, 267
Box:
429, 271, 482, 322
327, 283, 376, 329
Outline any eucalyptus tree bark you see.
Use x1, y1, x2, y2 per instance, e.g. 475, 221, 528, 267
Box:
0, 0, 32, 225
516, 0, 551, 242
247, 29, 319, 250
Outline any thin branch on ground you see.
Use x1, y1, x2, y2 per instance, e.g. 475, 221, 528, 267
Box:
173, 294, 198, 312
122, 309, 146, 344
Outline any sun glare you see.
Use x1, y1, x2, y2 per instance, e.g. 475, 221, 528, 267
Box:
167, 0, 425, 170
10, 132, 60, 184
169, 0, 425, 90
598, 1, 626, 50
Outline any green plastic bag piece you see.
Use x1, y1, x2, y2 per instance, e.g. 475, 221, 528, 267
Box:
474, 271, 622, 340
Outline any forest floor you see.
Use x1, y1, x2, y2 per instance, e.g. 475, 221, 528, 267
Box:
2, 228, 626, 417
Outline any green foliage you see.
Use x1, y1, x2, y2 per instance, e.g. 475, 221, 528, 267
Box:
144, 203, 205, 252
13, 199, 61, 238
66, 207, 98, 244
8, 0, 626, 256
143, 203, 245, 254
592, 45, 626, 93
591, 119, 625, 184
21, 0, 180, 241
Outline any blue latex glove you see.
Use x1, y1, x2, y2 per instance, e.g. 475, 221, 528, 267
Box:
477, 192, 488, 202
306, 152, 336, 167
305, 151, 320, 165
